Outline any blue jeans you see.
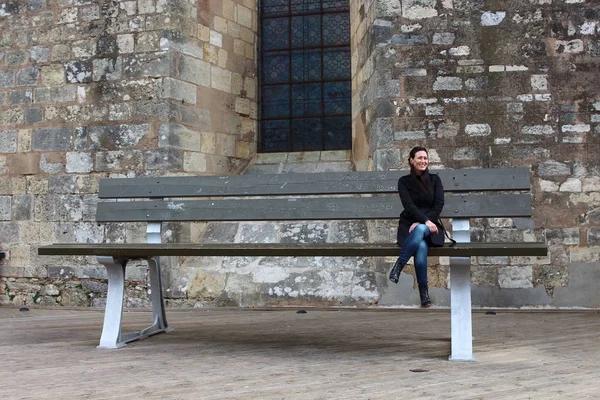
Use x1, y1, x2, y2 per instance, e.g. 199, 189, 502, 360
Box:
397, 224, 430, 286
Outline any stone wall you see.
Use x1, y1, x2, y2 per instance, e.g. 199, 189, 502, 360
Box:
367, 0, 600, 308
0, 0, 258, 307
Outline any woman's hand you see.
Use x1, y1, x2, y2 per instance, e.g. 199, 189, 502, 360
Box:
409, 222, 419, 233
425, 220, 438, 234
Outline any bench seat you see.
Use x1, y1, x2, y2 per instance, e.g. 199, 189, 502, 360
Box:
39, 242, 547, 258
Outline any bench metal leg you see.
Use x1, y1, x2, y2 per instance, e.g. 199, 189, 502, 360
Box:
97, 256, 128, 349
141, 256, 172, 338
449, 219, 474, 362
96, 255, 172, 349
449, 257, 474, 361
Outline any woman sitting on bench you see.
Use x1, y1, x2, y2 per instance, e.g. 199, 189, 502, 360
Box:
388, 146, 446, 308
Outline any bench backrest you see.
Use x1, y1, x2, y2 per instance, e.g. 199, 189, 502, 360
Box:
95, 168, 534, 223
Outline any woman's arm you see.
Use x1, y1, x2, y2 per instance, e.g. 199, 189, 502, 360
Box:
398, 177, 429, 223
425, 174, 445, 221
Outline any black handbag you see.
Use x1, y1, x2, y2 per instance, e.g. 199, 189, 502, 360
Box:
436, 218, 456, 247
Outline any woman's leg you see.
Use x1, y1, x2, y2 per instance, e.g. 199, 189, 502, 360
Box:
414, 239, 432, 307
397, 224, 430, 266
389, 224, 430, 283
414, 239, 429, 286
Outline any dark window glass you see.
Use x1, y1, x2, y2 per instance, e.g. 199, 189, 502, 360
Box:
259, 0, 351, 152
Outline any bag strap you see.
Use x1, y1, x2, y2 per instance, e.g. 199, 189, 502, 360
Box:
437, 218, 457, 247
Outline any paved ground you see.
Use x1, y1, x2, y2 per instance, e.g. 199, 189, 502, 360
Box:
2, 306, 600, 399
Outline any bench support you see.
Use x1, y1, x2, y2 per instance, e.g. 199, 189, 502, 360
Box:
448, 219, 474, 362
95, 222, 172, 349
96, 255, 172, 349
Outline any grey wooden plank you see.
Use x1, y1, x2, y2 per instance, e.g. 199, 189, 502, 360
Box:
98, 168, 531, 198
95, 194, 532, 222
38, 242, 548, 257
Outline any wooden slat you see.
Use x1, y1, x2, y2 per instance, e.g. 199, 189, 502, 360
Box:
37, 242, 548, 257
95, 194, 532, 222
98, 168, 531, 198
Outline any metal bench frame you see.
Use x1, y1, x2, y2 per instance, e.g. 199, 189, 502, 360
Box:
39, 168, 547, 361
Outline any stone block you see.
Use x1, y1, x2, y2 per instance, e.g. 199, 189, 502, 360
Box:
2, 109, 25, 125
373, 148, 403, 170
159, 122, 201, 151
437, 121, 459, 138
95, 150, 144, 171
89, 124, 149, 149
66, 152, 93, 173
183, 151, 208, 172
238, 223, 278, 243
465, 123, 491, 136
92, 57, 122, 81
588, 228, 600, 245
432, 32, 455, 45
72, 39, 96, 58
133, 99, 173, 120
0, 70, 14, 88
481, 11, 505, 26
32, 127, 73, 151
24, 108, 43, 124
498, 265, 533, 289
235, 98, 251, 116
465, 76, 488, 90
40, 64, 65, 87
236, 4, 253, 28
0, 222, 20, 244
433, 76, 462, 91
200, 222, 239, 243
136, 32, 160, 52
448, 46, 470, 56
0, 196, 11, 220
280, 222, 328, 243
8, 89, 33, 104
538, 161, 570, 177
123, 53, 171, 79
65, 60, 93, 83
0, 130, 18, 153
47, 176, 76, 194
453, 147, 480, 161
402, 0, 437, 19
117, 34, 135, 53
39, 154, 63, 173
554, 39, 584, 54
390, 34, 428, 45
211, 66, 232, 92
28, 0, 46, 11
5, 50, 29, 66
16, 66, 39, 86
176, 104, 211, 129
159, 77, 197, 105
178, 54, 210, 87
144, 148, 183, 170
51, 44, 71, 61
559, 178, 582, 192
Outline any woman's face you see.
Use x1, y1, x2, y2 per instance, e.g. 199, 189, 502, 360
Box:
410, 150, 429, 174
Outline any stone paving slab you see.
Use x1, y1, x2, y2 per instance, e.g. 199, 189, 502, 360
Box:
2, 307, 600, 399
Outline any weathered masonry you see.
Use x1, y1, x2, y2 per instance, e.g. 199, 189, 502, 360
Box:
1, 0, 600, 309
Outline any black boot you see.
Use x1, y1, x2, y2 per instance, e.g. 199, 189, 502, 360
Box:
418, 284, 431, 308
388, 258, 406, 284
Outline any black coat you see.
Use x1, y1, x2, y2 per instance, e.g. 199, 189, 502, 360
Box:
396, 171, 445, 246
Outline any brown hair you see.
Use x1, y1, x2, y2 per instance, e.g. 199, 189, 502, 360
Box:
408, 146, 431, 192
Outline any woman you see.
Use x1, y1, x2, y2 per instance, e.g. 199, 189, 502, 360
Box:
388, 146, 445, 308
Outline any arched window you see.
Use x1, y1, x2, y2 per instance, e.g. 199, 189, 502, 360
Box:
259, 0, 351, 152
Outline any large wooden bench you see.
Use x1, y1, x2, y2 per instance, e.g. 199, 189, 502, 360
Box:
38, 168, 547, 361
